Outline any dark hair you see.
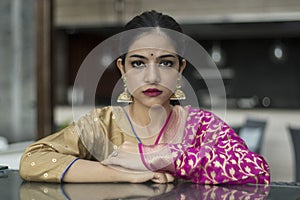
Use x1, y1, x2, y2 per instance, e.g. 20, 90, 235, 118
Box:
120, 10, 184, 66
124, 10, 182, 33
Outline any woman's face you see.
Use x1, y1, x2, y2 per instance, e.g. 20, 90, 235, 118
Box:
117, 31, 186, 108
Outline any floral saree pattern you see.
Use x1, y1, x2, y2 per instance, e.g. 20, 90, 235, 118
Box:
140, 106, 270, 184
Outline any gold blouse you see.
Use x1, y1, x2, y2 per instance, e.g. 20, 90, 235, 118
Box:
19, 106, 138, 182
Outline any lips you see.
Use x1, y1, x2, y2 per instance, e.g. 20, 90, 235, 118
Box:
143, 88, 162, 97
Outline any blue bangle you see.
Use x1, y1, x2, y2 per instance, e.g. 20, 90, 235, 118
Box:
60, 158, 79, 182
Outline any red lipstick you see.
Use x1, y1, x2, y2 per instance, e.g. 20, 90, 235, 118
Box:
143, 88, 162, 97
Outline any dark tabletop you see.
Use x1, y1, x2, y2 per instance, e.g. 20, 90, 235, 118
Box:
1, 170, 300, 200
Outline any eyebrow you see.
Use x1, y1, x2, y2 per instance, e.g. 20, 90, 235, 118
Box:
129, 54, 148, 60
129, 54, 177, 59
159, 54, 177, 59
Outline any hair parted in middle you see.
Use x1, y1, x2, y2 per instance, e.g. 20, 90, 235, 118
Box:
119, 10, 185, 66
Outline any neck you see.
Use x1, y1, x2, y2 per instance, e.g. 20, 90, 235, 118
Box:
126, 101, 172, 138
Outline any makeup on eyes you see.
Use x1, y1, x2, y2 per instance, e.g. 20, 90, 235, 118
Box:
159, 60, 173, 68
128, 54, 177, 69
131, 60, 146, 68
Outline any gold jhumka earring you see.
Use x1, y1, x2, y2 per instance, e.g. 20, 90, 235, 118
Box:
117, 77, 133, 103
170, 75, 186, 100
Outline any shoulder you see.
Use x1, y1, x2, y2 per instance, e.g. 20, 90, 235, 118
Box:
93, 106, 120, 123
74, 106, 115, 124
187, 106, 214, 116
178, 105, 226, 125
177, 105, 214, 119
95, 106, 114, 116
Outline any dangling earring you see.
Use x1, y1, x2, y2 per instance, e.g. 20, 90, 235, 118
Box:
117, 76, 133, 103
170, 75, 186, 100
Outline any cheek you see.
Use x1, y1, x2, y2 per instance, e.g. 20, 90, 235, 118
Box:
125, 70, 144, 94
159, 70, 178, 92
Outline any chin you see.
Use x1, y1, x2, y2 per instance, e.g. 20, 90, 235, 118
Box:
138, 99, 169, 108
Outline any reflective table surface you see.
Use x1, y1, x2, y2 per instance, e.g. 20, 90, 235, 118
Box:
1, 170, 300, 200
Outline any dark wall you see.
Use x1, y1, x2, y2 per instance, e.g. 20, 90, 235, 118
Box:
224, 38, 300, 108
55, 21, 300, 108
183, 22, 300, 108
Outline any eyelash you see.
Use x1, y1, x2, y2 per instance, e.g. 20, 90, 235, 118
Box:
131, 61, 146, 68
159, 60, 173, 68
130, 60, 174, 68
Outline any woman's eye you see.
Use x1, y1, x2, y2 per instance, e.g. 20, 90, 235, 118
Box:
131, 61, 145, 68
159, 60, 173, 68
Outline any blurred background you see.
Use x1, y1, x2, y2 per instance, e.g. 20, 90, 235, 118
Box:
1, 0, 300, 182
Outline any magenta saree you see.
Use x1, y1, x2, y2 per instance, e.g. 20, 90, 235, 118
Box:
139, 106, 270, 184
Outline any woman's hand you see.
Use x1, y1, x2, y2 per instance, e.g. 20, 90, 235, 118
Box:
151, 172, 175, 184
101, 141, 147, 171
125, 171, 174, 184
101, 141, 175, 183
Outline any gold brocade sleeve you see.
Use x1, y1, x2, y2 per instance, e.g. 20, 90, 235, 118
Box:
19, 122, 92, 182
19, 106, 126, 183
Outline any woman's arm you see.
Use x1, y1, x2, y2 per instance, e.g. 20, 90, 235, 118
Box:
19, 124, 85, 182
171, 141, 270, 184
139, 135, 270, 184
19, 108, 115, 182
62, 159, 157, 183
100, 108, 270, 184
20, 125, 172, 183
20, 128, 172, 183
138, 111, 271, 184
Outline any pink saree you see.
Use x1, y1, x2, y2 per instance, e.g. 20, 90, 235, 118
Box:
139, 105, 270, 184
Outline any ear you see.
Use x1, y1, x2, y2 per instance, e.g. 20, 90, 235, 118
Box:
179, 58, 186, 74
116, 58, 125, 76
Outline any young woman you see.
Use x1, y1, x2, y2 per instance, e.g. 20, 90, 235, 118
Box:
20, 10, 270, 184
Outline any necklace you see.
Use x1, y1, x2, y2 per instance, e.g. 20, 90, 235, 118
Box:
122, 107, 173, 144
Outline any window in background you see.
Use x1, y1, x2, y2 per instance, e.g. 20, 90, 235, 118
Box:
0, 0, 36, 144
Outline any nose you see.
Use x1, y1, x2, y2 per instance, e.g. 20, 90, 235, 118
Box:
143, 63, 161, 84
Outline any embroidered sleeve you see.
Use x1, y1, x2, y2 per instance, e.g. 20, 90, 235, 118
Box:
170, 128, 270, 184
19, 123, 89, 182
19, 108, 109, 183
139, 109, 270, 184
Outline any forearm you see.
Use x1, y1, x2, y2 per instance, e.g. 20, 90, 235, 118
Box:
63, 159, 149, 183
140, 142, 270, 184
173, 146, 270, 184
139, 143, 176, 173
